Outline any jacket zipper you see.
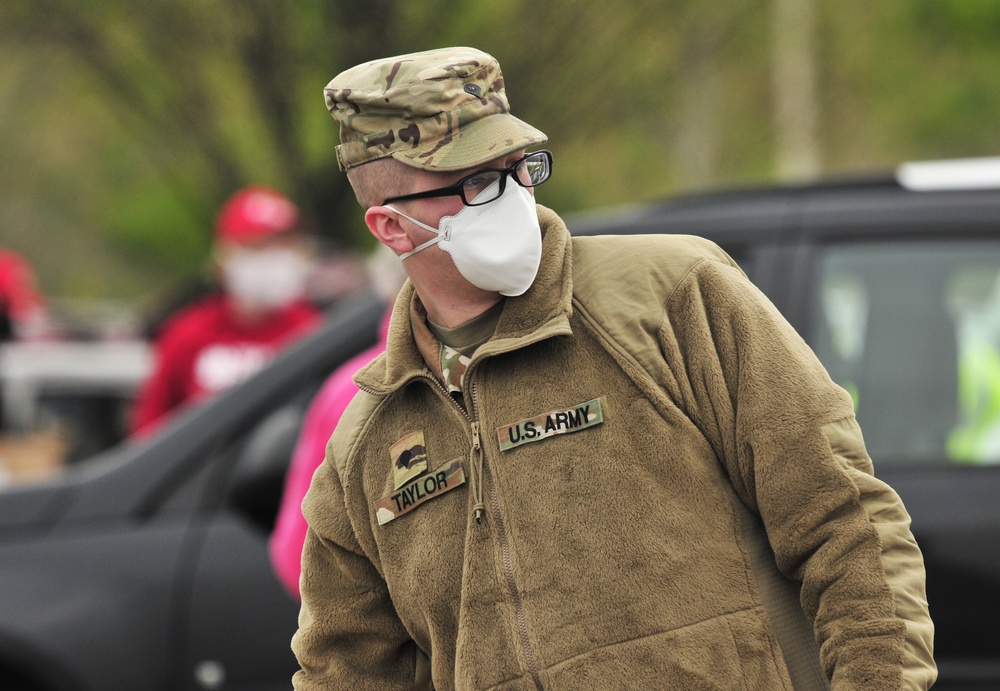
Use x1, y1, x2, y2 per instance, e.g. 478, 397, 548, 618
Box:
469, 420, 486, 523
362, 372, 544, 689
468, 383, 545, 691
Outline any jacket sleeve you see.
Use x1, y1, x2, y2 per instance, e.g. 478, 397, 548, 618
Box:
291, 434, 417, 690
658, 258, 935, 690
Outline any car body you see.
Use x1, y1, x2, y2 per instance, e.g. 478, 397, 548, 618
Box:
0, 340, 151, 481
0, 295, 383, 691
1, 165, 998, 689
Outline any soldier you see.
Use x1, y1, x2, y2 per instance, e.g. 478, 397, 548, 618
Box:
292, 47, 935, 689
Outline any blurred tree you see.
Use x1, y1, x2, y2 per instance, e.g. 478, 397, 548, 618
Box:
2, 0, 1000, 311
771, 0, 820, 180
0, 0, 418, 306
5, 0, 722, 303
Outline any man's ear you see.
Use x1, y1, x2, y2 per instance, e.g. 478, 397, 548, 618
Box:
365, 206, 415, 255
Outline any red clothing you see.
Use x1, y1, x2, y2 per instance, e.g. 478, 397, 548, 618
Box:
0, 250, 47, 339
131, 293, 321, 437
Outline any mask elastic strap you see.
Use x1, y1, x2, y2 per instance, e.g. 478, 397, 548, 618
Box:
399, 234, 444, 261
385, 205, 445, 261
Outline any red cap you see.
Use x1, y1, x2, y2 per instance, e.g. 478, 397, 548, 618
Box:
215, 186, 300, 243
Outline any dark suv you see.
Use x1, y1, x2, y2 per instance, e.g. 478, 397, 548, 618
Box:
1, 163, 998, 689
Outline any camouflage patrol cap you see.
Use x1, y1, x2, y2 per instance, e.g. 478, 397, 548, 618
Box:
324, 47, 547, 172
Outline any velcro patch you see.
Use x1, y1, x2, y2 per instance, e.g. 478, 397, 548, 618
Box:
375, 458, 466, 526
497, 398, 604, 451
389, 430, 428, 489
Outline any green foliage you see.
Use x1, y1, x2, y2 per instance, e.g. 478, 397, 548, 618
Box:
105, 182, 209, 272
2, 1, 1000, 304
820, 2, 1000, 171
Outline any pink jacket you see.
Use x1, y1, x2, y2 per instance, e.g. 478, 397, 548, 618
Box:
268, 310, 391, 598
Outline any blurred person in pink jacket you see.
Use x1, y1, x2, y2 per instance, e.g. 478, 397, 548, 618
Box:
269, 245, 406, 598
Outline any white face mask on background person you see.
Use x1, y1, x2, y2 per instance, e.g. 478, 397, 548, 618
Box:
387, 180, 542, 297
221, 247, 311, 309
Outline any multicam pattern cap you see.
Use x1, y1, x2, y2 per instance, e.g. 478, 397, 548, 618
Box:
324, 47, 548, 172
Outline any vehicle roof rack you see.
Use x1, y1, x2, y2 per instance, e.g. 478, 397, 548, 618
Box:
897, 157, 1000, 191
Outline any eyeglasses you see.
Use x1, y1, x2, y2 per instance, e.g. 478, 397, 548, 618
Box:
382, 150, 553, 207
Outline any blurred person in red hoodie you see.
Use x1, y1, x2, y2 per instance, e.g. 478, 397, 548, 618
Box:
130, 186, 322, 437
0, 249, 49, 342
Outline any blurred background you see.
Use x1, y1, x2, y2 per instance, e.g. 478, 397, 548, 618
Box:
3, 0, 1000, 309
2, 0, 1000, 475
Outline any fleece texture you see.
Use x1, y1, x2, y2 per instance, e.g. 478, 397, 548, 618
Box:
292, 206, 935, 690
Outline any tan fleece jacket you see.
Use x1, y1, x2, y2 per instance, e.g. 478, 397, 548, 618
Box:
292, 206, 935, 690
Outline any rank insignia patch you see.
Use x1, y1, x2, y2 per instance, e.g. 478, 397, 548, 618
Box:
375, 458, 466, 525
389, 431, 428, 489
497, 398, 605, 451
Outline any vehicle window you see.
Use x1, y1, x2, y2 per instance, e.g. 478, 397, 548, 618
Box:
806, 240, 1000, 468
225, 401, 308, 532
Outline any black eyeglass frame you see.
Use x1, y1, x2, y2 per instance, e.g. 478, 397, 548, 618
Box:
381, 149, 553, 207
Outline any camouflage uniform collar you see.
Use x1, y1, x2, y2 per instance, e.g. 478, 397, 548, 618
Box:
439, 345, 470, 396
353, 204, 574, 395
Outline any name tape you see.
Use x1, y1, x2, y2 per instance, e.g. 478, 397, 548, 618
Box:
497, 398, 604, 451
375, 458, 466, 525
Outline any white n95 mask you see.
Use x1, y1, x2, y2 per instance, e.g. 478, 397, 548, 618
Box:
387, 180, 542, 297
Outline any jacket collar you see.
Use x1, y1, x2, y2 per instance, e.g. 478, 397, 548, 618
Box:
355, 204, 574, 395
